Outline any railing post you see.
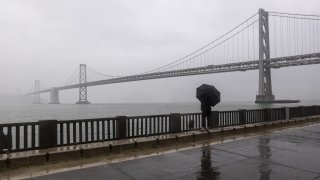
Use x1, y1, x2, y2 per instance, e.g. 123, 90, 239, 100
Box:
39, 120, 57, 149
263, 108, 271, 121
169, 113, 181, 133
116, 116, 127, 139
312, 105, 317, 116
289, 107, 296, 119
239, 109, 246, 125
0, 127, 4, 152
0, 126, 12, 152
208, 111, 219, 128
299, 106, 305, 117
285, 107, 290, 120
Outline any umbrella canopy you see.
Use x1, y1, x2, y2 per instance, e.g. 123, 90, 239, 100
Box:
196, 84, 220, 107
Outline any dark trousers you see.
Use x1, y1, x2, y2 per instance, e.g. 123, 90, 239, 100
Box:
201, 111, 211, 128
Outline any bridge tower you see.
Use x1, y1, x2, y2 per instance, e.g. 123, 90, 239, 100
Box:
76, 64, 90, 104
33, 80, 41, 104
255, 8, 275, 103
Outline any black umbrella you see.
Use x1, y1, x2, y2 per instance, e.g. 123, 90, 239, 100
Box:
196, 84, 220, 107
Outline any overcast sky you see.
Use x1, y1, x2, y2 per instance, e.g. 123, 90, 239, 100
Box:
1, 0, 320, 103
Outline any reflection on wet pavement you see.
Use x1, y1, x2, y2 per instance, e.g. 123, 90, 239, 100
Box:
258, 138, 271, 180
197, 145, 220, 180
26, 124, 320, 179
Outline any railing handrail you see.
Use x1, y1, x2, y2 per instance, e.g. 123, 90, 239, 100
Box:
127, 114, 171, 119
218, 110, 241, 113
58, 117, 117, 123
180, 112, 202, 116
0, 122, 39, 127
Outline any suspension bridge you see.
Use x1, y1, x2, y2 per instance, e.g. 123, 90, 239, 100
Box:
27, 9, 320, 104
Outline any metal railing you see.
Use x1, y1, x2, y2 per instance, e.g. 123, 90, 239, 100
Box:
0, 105, 319, 153
127, 114, 170, 138
57, 117, 118, 147
219, 110, 240, 127
0, 122, 39, 153
181, 113, 202, 131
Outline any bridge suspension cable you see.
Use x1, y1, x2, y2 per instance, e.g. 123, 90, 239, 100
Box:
142, 10, 320, 75
269, 11, 320, 18
159, 19, 259, 72
268, 11, 320, 58
86, 66, 120, 78
143, 12, 259, 74
60, 67, 79, 86
86, 66, 120, 82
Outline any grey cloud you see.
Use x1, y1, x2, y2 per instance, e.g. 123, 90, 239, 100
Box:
0, 0, 319, 103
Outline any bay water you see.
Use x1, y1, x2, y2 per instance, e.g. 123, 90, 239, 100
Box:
1, 100, 319, 124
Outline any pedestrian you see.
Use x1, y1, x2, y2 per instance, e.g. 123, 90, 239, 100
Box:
201, 99, 211, 131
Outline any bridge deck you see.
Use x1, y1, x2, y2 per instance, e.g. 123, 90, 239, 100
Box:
28, 52, 320, 95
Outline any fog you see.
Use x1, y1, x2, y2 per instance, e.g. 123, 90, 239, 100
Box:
1, 0, 320, 104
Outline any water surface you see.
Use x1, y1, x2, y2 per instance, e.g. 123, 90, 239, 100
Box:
0, 100, 319, 123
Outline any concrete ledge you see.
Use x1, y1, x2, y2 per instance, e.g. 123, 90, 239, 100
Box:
1, 115, 319, 171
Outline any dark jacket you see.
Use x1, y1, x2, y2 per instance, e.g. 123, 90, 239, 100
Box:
201, 101, 211, 114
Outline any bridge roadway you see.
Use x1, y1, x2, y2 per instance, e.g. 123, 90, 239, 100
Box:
28, 52, 320, 95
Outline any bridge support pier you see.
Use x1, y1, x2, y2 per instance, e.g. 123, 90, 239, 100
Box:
33, 80, 41, 104
49, 88, 60, 104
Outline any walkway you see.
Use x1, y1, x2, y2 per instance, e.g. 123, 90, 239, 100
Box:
31, 123, 320, 180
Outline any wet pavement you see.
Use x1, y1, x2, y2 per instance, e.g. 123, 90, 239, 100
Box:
31, 123, 320, 180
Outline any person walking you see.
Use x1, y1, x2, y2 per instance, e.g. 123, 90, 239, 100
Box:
201, 99, 211, 131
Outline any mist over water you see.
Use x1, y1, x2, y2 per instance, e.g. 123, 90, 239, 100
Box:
0, 100, 319, 123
